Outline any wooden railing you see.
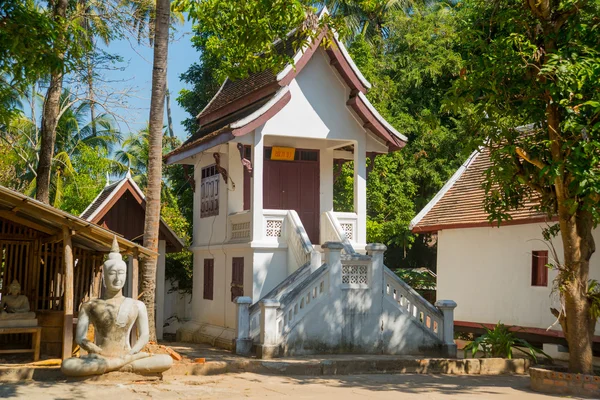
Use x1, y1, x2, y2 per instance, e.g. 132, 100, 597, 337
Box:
384, 266, 444, 341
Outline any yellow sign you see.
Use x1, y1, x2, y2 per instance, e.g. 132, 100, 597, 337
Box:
271, 147, 296, 161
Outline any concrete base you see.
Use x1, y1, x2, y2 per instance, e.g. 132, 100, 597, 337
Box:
441, 344, 457, 358
235, 338, 253, 356
257, 345, 280, 359
176, 321, 235, 351
0, 319, 38, 328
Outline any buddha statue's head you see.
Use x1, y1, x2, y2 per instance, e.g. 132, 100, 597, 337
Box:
103, 236, 127, 293
8, 280, 20, 296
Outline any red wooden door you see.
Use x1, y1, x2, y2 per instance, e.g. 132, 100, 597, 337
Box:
264, 149, 320, 243
231, 257, 244, 301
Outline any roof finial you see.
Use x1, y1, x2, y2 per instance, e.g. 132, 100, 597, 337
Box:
126, 169, 132, 180
105, 172, 110, 187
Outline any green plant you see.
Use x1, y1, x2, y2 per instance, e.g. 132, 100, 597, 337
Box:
463, 322, 551, 363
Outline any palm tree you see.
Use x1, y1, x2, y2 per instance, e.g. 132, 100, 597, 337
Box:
141, 0, 170, 342
114, 129, 150, 187
320, 0, 416, 43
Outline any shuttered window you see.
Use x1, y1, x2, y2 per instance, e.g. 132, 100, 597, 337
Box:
203, 259, 214, 300
531, 250, 548, 287
201, 165, 219, 218
231, 257, 244, 301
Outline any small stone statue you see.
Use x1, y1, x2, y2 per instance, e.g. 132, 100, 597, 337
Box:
61, 237, 172, 376
0, 280, 36, 320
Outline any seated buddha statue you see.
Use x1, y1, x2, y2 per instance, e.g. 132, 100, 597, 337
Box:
0, 280, 36, 320
61, 237, 172, 376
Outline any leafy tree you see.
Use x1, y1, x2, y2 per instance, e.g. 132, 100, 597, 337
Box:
346, 5, 468, 269
448, 0, 600, 374
0, 1, 61, 126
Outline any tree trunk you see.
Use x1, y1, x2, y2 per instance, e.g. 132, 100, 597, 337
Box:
557, 209, 596, 375
548, 102, 597, 375
166, 77, 175, 139
141, 0, 170, 342
37, 0, 68, 204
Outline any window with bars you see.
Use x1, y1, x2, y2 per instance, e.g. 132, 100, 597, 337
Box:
203, 259, 214, 300
201, 165, 219, 218
531, 250, 548, 287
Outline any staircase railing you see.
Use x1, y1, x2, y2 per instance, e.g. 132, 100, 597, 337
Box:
321, 211, 355, 254
248, 261, 313, 341
277, 264, 330, 339
384, 266, 444, 341
284, 210, 313, 271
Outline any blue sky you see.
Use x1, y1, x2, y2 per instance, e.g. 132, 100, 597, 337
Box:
99, 19, 197, 141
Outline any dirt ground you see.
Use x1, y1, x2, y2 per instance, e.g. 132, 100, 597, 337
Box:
0, 373, 581, 400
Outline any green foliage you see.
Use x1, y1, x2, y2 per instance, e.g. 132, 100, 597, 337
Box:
447, 0, 600, 226
394, 268, 435, 290
463, 322, 550, 363
348, 4, 469, 268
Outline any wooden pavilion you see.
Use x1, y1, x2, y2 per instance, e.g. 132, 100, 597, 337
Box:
0, 185, 155, 359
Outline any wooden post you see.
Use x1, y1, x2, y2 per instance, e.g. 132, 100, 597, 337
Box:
62, 226, 74, 360
130, 248, 139, 343
131, 248, 139, 300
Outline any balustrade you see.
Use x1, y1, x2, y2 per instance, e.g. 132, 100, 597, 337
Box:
384, 266, 444, 341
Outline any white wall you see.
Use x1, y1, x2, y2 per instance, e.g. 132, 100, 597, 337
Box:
437, 223, 600, 335
163, 281, 192, 335
191, 248, 253, 329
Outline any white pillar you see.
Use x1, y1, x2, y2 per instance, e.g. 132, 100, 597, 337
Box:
235, 296, 253, 355
435, 300, 458, 358
353, 139, 367, 244
156, 240, 166, 340
366, 243, 386, 293
320, 148, 334, 233
251, 128, 265, 242
322, 241, 344, 289
257, 299, 280, 359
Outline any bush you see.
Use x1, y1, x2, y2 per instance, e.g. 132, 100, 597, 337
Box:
463, 322, 551, 363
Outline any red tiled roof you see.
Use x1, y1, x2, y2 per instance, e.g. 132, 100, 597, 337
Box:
199, 70, 278, 120
411, 148, 548, 233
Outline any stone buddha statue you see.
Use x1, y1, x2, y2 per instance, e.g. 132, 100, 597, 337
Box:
0, 280, 36, 320
61, 238, 172, 376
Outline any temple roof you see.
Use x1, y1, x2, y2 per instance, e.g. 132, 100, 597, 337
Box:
165, 10, 406, 165
410, 147, 548, 233
80, 172, 185, 253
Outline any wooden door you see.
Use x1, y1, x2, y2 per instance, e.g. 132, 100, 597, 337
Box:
231, 257, 244, 301
264, 149, 320, 243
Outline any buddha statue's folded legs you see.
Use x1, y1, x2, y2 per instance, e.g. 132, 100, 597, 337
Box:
61, 352, 173, 376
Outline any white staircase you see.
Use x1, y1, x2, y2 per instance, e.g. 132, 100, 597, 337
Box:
236, 212, 457, 358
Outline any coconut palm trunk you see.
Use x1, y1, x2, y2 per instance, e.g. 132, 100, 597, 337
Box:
141, 0, 170, 342
37, 0, 68, 204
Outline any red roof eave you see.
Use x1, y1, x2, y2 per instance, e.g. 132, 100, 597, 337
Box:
347, 95, 407, 151
411, 215, 558, 234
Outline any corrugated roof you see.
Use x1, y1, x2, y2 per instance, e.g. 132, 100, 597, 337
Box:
411, 147, 548, 233
0, 185, 156, 257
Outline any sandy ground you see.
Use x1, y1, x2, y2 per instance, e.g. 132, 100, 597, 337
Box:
0, 373, 580, 400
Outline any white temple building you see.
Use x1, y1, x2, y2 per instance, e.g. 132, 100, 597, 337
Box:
165, 11, 457, 357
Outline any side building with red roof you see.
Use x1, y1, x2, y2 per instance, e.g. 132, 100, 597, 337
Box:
410, 148, 600, 355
